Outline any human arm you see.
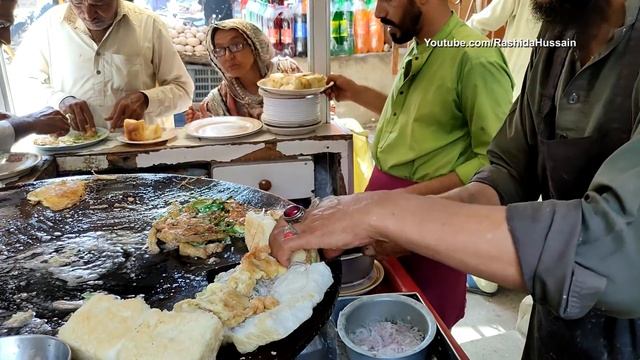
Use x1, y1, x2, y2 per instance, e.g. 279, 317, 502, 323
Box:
325, 74, 387, 115
271, 136, 640, 320
466, 0, 516, 34
0, 107, 70, 151
11, 17, 76, 111
139, 18, 195, 119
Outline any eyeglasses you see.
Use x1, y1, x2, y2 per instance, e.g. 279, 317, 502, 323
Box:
213, 42, 248, 58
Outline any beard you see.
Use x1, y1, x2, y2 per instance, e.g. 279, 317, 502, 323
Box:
531, 0, 610, 30
379, 1, 423, 44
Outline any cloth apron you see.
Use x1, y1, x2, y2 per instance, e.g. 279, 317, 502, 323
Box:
365, 167, 466, 328
523, 12, 640, 359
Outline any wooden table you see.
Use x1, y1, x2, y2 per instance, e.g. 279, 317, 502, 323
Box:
10, 124, 354, 199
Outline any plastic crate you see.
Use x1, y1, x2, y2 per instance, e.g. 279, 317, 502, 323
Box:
186, 63, 224, 102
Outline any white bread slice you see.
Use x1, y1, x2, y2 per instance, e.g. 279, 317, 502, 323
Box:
57, 294, 224, 360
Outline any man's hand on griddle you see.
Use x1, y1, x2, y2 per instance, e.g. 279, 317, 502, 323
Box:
269, 193, 386, 266
106, 92, 149, 131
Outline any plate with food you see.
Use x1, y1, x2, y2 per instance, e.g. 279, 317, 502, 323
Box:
32, 128, 109, 152
0, 152, 42, 180
185, 116, 263, 140
258, 72, 332, 96
116, 119, 177, 145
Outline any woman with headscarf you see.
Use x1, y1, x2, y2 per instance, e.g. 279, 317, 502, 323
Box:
186, 19, 300, 122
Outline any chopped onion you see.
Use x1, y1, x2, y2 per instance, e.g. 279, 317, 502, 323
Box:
349, 321, 425, 357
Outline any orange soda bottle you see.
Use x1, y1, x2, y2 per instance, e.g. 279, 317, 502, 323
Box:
368, 0, 384, 52
353, 0, 370, 54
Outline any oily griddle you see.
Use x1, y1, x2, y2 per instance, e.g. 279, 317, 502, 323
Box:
0, 174, 341, 359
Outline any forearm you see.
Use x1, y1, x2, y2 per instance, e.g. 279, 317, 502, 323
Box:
439, 181, 501, 205
351, 85, 387, 115
6, 117, 33, 140
142, 83, 192, 117
403, 172, 463, 196
374, 193, 525, 290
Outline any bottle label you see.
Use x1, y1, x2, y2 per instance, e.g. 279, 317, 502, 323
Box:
331, 19, 341, 38
282, 28, 293, 43
339, 20, 349, 37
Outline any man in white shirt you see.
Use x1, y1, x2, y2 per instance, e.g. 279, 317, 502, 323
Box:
11, 0, 194, 132
467, 0, 541, 101
1, 0, 69, 152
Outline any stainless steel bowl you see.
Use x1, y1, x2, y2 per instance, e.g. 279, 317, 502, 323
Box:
0, 335, 71, 360
337, 294, 437, 360
340, 253, 374, 285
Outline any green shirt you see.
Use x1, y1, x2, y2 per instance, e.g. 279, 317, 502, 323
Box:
372, 14, 514, 184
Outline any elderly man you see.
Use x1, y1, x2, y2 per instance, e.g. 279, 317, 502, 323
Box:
0, 0, 69, 152
12, 0, 194, 133
271, 0, 640, 358
325, 0, 513, 327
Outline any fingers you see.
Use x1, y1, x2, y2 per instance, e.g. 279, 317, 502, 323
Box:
80, 104, 95, 133
109, 104, 126, 131
323, 249, 345, 259
70, 107, 85, 132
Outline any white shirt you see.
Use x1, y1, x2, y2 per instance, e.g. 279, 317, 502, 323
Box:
467, 0, 542, 101
11, 2, 194, 128
0, 121, 15, 153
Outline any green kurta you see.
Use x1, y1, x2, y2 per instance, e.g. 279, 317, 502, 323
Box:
371, 14, 513, 183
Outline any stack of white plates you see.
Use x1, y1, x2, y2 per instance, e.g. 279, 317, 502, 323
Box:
260, 89, 322, 135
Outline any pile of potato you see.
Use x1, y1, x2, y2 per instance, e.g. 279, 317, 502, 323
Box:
169, 24, 209, 57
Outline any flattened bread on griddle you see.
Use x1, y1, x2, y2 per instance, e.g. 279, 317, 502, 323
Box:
27, 180, 87, 211
58, 294, 224, 360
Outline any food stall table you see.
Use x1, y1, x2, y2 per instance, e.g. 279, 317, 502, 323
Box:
11, 123, 354, 199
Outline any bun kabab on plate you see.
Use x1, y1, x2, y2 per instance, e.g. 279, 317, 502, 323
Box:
123, 119, 163, 142
261, 72, 327, 90
57, 209, 334, 359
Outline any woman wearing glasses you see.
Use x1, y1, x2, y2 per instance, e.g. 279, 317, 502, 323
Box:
186, 19, 300, 121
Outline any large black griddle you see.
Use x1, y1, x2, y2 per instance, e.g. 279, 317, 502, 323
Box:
0, 174, 341, 359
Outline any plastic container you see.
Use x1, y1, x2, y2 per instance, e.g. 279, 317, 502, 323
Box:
185, 64, 224, 102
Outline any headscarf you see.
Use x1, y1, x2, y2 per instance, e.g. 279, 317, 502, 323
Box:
204, 19, 273, 119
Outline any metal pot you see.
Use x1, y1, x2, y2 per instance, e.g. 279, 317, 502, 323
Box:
0, 335, 71, 360
340, 253, 374, 285
337, 294, 437, 360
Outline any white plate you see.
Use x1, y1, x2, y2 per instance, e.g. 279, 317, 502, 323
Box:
263, 122, 322, 136
32, 128, 110, 152
0, 152, 42, 180
185, 116, 263, 140
116, 128, 177, 145
258, 80, 334, 97
262, 116, 320, 128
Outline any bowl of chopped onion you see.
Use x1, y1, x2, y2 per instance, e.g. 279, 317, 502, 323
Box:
337, 294, 436, 359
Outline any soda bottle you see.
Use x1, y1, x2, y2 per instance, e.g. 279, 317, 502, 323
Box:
367, 0, 384, 52
294, 0, 308, 57
279, 1, 295, 57
343, 0, 354, 55
353, 0, 369, 54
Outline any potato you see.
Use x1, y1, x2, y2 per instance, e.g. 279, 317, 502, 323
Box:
175, 44, 186, 52
172, 37, 181, 45
196, 33, 206, 42
185, 32, 195, 39
178, 37, 188, 46
194, 45, 206, 52
175, 24, 186, 33
186, 38, 200, 47
184, 45, 194, 53
199, 26, 208, 33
